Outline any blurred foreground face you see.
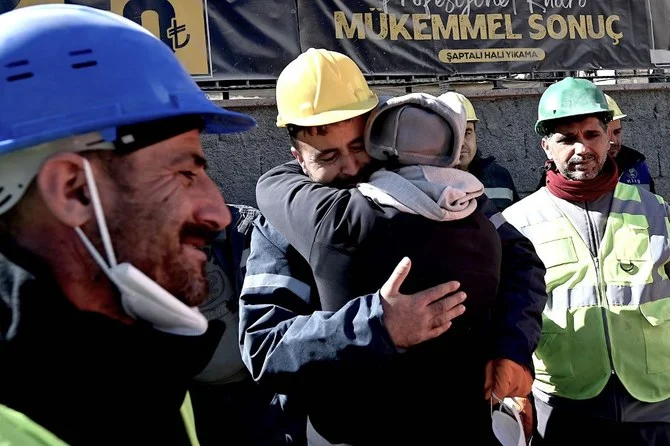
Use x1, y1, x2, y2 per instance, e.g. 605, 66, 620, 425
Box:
95, 129, 231, 306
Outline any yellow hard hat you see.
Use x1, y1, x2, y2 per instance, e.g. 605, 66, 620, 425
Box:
604, 94, 627, 120
452, 92, 479, 122
275, 48, 379, 128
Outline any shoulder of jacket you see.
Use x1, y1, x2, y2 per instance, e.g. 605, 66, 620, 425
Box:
253, 217, 291, 249
634, 184, 666, 205
475, 157, 514, 178
502, 190, 545, 223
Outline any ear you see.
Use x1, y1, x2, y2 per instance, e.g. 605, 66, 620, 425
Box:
36, 153, 93, 228
540, 137, 553, 160
290, 147, 308, 174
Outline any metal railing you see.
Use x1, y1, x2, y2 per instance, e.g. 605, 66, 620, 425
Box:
196, 69, 670, 96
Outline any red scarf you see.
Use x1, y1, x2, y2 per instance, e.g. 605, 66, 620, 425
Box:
545, 155, 619, 202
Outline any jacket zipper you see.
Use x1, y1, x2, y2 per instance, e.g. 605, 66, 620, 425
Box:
585, 201, 616, 377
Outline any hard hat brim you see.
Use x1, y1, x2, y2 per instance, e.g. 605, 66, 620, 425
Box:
0, 101, 257, 157
203, 105, 258, 135
277, 96, 379, 128
535, 110, 614, 136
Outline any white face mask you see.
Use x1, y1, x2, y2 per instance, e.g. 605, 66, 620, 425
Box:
491, 396, 526, 446
74, 158, 208, 336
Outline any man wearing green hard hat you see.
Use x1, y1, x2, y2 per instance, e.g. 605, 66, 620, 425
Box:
537, 92, 656, 193
503, 77, 670, 445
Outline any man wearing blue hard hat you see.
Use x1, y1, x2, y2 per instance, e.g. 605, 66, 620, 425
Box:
0, 4, 255, 445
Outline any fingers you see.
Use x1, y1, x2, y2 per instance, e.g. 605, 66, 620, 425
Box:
380, 257, 412, 298
425, 321, 452, 340
427, 290, 466, 317
416, 280, 462, 307
492, 382, 508, 403
429, 296, 466, 328
420, 294, 466, 341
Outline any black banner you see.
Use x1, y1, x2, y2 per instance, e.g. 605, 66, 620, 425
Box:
207, 0, 300, 80
0, 0, 661, 79
299, 0, 652, 75
0, 0, 301, 80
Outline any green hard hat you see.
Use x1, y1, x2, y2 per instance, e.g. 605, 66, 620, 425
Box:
535, 77, 613, 136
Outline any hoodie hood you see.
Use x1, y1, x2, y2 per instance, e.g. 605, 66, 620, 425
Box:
357, 165, 484, 222
364, 92, 467, 168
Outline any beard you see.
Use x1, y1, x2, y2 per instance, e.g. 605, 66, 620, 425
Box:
608, 144, 621, 158
102, 199, 213, 308
559, 153, 606, 181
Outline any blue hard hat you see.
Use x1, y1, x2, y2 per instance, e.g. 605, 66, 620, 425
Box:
0, 4, 256, 156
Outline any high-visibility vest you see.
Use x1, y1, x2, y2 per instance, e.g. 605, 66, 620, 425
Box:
0, 396, 199, 446
0, 405, 69, 446
503, 184, 670, 402
181, 391, 200, 446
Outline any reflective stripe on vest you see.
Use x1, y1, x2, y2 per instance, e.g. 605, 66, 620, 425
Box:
504, 184, 670, 402
485, 187, 514, 201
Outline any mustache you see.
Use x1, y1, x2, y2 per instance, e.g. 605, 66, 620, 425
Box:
179, 224, 220, 245
568, 153, 597, 164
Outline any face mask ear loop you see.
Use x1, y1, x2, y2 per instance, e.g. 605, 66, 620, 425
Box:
74, 227, 129, 304
491, 391, 501, 418
74, 227, 112, 276
80, 158, 117, 268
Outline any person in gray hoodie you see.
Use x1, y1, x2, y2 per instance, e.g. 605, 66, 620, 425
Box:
252, 92, 544, 445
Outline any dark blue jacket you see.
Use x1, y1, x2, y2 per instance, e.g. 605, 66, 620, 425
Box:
616, 145, 655, 193
240, 162, 547, 445
192, 204, 307, 446
468, 154, 521, 211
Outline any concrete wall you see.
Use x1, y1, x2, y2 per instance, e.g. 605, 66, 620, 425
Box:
203, 83, 670, 208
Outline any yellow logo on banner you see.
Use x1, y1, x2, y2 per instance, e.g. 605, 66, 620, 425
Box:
11, 0, 212, 78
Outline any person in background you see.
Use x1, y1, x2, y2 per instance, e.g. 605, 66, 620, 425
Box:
453, 93, 521, 211
536, 93, 656, 194
254, 88, 545, 444
504, 77, 670, 446
240, 48, 546, 445
604, 94, 656, 193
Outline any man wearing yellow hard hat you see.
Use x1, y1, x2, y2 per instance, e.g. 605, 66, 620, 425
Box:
239, 48, 547, 445
452, 93, 521, 211
605, 94, 655, 193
